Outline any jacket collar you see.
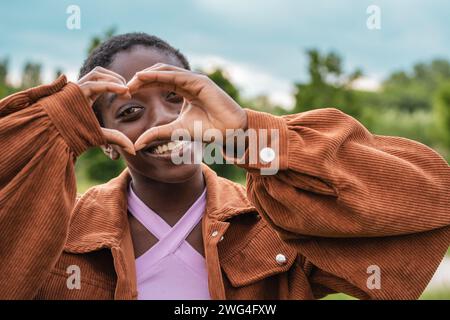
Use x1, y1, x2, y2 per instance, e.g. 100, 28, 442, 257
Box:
64, 164, 256, 253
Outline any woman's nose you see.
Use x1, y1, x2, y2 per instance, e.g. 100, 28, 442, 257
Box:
149, 101, 179, 129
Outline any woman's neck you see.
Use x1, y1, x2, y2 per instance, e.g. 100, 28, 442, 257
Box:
129, 167, 205, 226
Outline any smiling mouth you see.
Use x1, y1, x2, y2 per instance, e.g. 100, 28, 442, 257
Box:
143, 140, 191, 155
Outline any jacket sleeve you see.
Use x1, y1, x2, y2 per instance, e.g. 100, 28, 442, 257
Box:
0, 76, 105, 299
235, 108, 450, 299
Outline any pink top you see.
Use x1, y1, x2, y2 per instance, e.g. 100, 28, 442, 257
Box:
127, 183, 210, 300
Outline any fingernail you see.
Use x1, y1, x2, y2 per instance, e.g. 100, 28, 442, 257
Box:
135, 143, 146, 151
126, 147, 136, 155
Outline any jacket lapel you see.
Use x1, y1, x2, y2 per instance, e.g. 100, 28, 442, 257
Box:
64, 169, 131, 253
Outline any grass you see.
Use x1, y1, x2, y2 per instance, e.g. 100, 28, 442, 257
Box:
321, 289, 450, 300
321, 293, 357, 300
420, 289, 450, 300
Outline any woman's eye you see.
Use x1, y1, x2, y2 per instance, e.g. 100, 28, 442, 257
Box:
166, 91, 183, 103
118, 106, 142, 118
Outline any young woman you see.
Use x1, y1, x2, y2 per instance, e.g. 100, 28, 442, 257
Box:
0, 33, 449, 300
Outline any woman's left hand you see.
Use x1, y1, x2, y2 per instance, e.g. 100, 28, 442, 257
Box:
127, 63, 248, 151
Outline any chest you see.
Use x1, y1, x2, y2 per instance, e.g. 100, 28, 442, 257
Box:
128, 212, 205, 258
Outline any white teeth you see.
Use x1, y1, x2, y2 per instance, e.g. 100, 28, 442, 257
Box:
149, 141, 190, 154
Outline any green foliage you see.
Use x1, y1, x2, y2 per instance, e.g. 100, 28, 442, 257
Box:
433, 82, 450, 147
293, 49, 363, 118
322, 289, 450, 300
76, 148, 126, 183
54, 68, 63, 79
87, 27, 117, 54
21, 62, 42, 88
0, 86, 18, 99
360, 106, 437, 147
0, 58, 8, 85
382, 60, 450, 112
0, 57, 19, 99
206, 68, 240, 102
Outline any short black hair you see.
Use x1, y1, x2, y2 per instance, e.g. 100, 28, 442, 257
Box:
78, 32, 190, 125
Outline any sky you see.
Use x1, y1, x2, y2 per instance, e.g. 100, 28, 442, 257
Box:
1, 0, 449, 108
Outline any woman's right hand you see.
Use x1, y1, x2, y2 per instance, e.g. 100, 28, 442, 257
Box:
76, 67, 135, 155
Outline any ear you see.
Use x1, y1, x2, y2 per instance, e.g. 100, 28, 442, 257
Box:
100, 144, 120, 160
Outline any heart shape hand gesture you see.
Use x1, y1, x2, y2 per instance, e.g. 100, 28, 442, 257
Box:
76, 64, 248, 156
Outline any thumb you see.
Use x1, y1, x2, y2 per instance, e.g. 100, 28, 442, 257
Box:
134, 120, 183, 152
101, 127, 136, 155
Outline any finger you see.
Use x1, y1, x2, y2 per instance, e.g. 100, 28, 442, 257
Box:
94, 66, 127, 84
81, 81, 130, 100
81, 73, 126, 88
135, 71, 205, 96
134, 121, 183, 151
128, 80, 195, 101
139, 63, 166, 73
79, 66, 127, 85
141, 64, 205, 79
137, 62, 185, 73
129, 71, 205, 100
126, 77, 145, 93
143, 63, 189, 73
180, 98, 189, 113
101, 127, 136, 155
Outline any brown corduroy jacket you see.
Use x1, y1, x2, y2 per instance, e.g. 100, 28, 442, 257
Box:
1, 76, 450, 300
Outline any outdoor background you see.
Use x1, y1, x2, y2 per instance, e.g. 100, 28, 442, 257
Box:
1, 0, 449, 299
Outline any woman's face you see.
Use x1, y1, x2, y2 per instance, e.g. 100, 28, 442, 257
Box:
98, 45, 201, 183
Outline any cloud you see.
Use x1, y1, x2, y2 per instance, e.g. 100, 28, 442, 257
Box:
188, 53, 295, 108
351, 76, 382, 92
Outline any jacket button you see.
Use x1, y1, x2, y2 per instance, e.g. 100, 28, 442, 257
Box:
276, 254, 287, 265
211, 230, 219, 237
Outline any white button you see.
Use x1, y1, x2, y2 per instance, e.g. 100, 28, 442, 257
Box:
276, 254, 287, 265
260, 147, 275, 163
211, 230, 218, 237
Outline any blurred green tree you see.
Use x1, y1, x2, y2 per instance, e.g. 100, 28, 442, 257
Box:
293, 49, 362, 118
55, 68, 63, 79
87, 27, 117, 54
207, 68, 240, 102
0, 58, 8, 85
21, 62, 42, 88
382, 59, 450, 112
433, 82, 450, 147
0, 58, 10, 98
